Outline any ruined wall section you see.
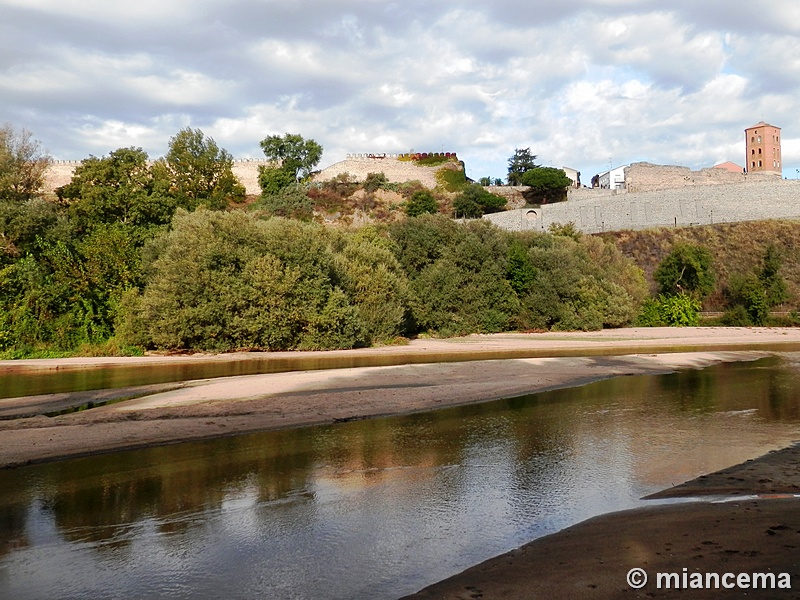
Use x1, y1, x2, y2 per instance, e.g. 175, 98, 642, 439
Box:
624, 162, 777, 193
231, 160, 273, 195
44, 161, 81, 194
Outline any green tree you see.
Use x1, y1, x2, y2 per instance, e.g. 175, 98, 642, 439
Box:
760, 244, 789, 307
151, 127, 244, 210
259, 133, 323, 184
0, 124, 52, 202
57, 147, 173, 236
124, 210, 367, 352
653, 243, 715, 299
507, 148, 538, 185
405, 190, 438, 217
453, 183, 506, 218
520, 167, 572, 203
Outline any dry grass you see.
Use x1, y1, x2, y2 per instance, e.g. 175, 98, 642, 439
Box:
601, 219, 800, 310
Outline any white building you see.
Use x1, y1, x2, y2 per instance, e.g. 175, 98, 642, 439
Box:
561, 166, 581, 188
595, 165, 627, 190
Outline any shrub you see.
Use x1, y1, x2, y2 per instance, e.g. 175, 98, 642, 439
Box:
654, 243, 715, 298
637, 293, 701, 327
363, 172, 388, 193
123, 210, 368, 351
453, 184, 506, 218
250, 184, 313, 220
405, 190, 438, 217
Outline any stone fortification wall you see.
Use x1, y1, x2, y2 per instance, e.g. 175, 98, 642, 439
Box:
313, 154, 461, 189
41, 159, 271, 196
231, 159, 272, 195
484, 186, 528, 209
624, 161, 777, 193
44, 161, 82, 194
483, 179, 800, 234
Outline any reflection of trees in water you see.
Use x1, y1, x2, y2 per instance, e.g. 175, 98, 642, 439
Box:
3, 356, 800, 555
0, 502, 29, 559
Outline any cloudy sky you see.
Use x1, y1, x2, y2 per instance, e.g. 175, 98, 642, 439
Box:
3, 0, 800, 182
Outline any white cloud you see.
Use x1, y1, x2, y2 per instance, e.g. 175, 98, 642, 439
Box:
2, 0, 800, 180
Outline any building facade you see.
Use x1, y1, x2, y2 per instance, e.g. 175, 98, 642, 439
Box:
745, 121, 781, 176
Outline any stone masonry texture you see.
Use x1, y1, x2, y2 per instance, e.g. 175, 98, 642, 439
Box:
483, 178, 800, 234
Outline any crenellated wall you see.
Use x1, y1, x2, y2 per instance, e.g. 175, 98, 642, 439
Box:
42, 159, 274, 196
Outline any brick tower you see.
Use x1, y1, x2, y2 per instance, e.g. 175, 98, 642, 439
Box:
745, 121, 782, 176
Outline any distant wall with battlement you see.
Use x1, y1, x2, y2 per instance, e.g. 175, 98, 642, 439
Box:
42, 159, 273, 196
313, 153, 461, 189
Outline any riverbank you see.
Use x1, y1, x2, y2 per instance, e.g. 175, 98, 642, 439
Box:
2, 327, 799, 469
401, 445, 800, 599
2, 328, 800, 598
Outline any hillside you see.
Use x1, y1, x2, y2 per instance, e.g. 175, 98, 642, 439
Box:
602, 220, 800, 310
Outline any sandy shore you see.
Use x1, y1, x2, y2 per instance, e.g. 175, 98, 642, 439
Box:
2, 327, 800, 599
3, 327, 798, 469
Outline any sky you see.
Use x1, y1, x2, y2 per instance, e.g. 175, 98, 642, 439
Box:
3, 0, 800, 183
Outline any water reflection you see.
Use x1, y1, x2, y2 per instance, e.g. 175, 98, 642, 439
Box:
1, 357, 799, 599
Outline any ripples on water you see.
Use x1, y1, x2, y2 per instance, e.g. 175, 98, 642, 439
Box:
1, 356, 800, 599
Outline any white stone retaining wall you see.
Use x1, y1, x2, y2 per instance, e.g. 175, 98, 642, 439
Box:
483, 179, 800, 234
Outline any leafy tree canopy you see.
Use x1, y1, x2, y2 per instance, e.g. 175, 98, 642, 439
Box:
507, 148, 538, 185
152, 128, 245, 210
405, 190, 438, 217
654, 243, 715, 298
0, 124, 52, 202
453, 183, 506, 218
259, 133, 323, 184
57, 147, 173, 235
520, 167, 572, 191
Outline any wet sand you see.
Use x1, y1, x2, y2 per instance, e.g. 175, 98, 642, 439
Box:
2, 327, 800, 598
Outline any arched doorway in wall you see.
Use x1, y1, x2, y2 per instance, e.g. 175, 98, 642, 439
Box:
524, 209, 538, 230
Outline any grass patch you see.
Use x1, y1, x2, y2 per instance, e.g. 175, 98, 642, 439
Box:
436, 168, 469, 192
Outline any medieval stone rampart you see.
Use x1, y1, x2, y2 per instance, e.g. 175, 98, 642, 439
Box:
41, 159, 272, 196
484, 178, 800, 234
624, 161, 776, 193
313, 154, 461, 189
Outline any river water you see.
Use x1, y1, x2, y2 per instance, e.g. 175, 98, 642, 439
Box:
1, 355, 799, 599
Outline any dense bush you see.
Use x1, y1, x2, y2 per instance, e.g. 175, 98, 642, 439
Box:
515, 232, 648, 331
637, 293, 701, 327
653, 243, 715, 298
120, 210, 369, 351
404, 190, 439, 217
453, 184, 506, 218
